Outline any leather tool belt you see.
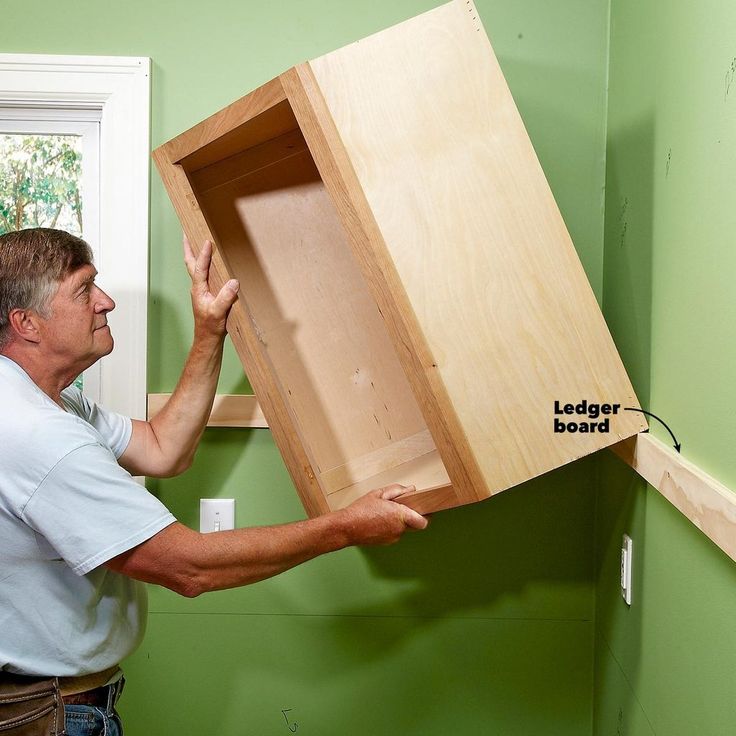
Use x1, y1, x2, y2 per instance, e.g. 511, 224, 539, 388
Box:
0, 674, 63, 735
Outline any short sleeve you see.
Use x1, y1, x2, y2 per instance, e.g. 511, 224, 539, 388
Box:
60, 387, 132, 458
86, 403, 132, 458
21, 443, 176, 575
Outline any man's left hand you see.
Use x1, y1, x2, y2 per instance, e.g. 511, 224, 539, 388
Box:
183, 236, 239, 340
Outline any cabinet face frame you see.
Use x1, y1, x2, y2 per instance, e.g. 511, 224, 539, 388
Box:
154, 0, 646, 518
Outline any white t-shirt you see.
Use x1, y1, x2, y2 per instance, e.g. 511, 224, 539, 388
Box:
0, 355, 176, 676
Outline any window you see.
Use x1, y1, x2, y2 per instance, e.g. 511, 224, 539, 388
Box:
0, 55, 150, 419
0, 106, 103, 399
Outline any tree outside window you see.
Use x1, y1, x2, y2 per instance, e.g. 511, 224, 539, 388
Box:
1, 134, 84, 389
0, 134, 83, 236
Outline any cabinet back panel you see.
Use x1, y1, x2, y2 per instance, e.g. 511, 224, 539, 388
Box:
196, 142, 438, 482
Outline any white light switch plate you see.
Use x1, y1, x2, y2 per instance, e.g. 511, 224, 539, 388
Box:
200, 498, 235, 533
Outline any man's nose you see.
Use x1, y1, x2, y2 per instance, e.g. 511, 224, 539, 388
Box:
94, 286, 116, 313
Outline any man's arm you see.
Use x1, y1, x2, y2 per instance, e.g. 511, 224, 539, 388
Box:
105, 485, 427, 597
118, 238, 238, 478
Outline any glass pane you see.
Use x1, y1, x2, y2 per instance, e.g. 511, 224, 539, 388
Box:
0, 133, 83, 237
0, 133, 85, 390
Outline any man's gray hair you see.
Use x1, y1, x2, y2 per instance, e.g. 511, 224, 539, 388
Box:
0, 228, 93, 348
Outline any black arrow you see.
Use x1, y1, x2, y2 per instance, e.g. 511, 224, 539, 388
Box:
624, 407, 681, 453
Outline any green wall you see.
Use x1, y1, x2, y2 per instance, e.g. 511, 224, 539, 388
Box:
8, 1, 736, 732
5, 1, 613, 733
594, 0, 736, 733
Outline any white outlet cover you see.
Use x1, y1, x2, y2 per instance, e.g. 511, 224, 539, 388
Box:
200, 498, 235, 533
621, 534, 633, 606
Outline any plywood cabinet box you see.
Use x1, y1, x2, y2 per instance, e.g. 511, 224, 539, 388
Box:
154, 0, 647, 516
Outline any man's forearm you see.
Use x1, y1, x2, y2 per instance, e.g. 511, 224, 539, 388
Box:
148, 332, 225, 474
115, 515, 351, 598
187, 515, 349, 594
105, 486, 426, 597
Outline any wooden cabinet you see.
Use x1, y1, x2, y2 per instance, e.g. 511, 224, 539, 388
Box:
153, 0, 646, 516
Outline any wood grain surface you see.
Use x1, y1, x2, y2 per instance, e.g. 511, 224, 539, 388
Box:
307, 0, 647, 496
612, 434, 736, 563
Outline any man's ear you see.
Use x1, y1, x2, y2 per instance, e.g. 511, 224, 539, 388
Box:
7, 308, 42, 344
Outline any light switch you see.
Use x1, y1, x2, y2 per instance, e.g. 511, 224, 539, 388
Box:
200, 498, 235, 533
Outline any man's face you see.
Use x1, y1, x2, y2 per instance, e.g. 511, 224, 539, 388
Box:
37, 263, 116, 375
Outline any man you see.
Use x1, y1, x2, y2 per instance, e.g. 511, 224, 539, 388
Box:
0, 228, 426, 735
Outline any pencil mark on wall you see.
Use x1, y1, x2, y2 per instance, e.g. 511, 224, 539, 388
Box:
725, 58, 736, 101
282, 708, 298, 732
665, 147, 672, 178
618, 198, 629, 248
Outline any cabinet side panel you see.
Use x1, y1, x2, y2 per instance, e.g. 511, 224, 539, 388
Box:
308, 0, 647, 492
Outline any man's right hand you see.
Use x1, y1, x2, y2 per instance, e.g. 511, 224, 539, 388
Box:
336, 484, 428, 546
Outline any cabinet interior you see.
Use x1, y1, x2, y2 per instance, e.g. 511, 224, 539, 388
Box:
182, 100, 451, 509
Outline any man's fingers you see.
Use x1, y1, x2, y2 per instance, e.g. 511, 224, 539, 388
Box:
379, 483, 415, 501
402, 507, 429, 530
192, 240, 213, 286
211, 279, 240, 313
184, 238, 214, 290
182, 236, 196, 277
376, 484, 428, 530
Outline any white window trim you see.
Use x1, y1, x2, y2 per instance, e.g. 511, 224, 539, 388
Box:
0, 55, 150, 421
